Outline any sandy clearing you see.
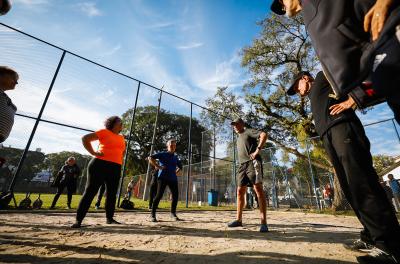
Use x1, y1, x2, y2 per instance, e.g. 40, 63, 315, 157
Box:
0, 210, 364, 263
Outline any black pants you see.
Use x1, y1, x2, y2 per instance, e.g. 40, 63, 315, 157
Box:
51, 181, 74, 207
322, 120, 400, 253
372, 27, 400, 124
148, 172, 158, 208
95, 183, 106, 207
76, 158, 121, 222
151, 178, 179, 217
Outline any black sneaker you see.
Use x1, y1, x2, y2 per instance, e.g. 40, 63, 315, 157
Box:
106, 218, 121, 225
227, 220, 242, 228
150, 216, 157, 222
71, 222, 81, 228
343, 239, 373, 252
171, 214, 181, 221
356, 247, 398, 264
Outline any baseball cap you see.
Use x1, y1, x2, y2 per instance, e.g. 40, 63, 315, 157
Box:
270, 0, 286, 15
287, 71, 312, 96
230, 118, 244, 125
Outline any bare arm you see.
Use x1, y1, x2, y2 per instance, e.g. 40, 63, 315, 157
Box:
82, 132, 103, 156
249, 131, 268, 160
148, 157, 164, 170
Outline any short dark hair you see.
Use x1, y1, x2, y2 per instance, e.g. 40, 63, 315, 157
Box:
104, 116, 122, 130
0, 66, 18, 79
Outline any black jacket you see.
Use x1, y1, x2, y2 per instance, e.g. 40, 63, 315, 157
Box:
302, 0, 400, 98
308, 71, 357, 136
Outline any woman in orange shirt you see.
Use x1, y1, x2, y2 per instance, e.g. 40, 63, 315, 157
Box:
72, 116, 126, 228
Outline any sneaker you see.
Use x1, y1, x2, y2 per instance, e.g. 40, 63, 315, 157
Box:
150, 216, 157, 222
95, 205, 100, 210
67, 205, 72, 209
343, 239, 373, 252
259, 224, 269, 233
71, 222, 81, 228
106, 218, 121, 225
356, 247, 398, 264
227, 220, 243, 228
171, 214, 181, 221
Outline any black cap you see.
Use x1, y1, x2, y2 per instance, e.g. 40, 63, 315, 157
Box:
270, 0, 286, 15
0, 0, 12, 16
230, 118, 244, 125
287, 71, 312, 96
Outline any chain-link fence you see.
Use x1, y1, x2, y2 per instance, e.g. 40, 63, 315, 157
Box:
1, 22, 400, 211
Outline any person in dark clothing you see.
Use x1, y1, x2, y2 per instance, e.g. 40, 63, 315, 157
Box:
271, 0, 400, 124
50, 157, 80, 209
287, 71, 400, 264
147, 139, 182, 222
72, 116, 126, 228
148, 169, 159, 209
94, 183, 106, 210
381, 181, 396, 212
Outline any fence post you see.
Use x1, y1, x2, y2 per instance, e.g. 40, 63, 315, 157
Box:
8, 51, 66, 195
185, 103, 193, 208
142, 89, 163, 201
305, 139, 320, 210
391, 119, 400, 144
117, 81, 141, 207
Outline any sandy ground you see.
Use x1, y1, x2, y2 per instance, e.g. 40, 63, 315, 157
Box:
0, 209, 365, 264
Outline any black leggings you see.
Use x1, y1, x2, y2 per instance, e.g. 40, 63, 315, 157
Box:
76, 158, 121, 222
151, 178, 179, 217
148, 173, 158, 208
51, 181, 74, 207
95, 183, 106, 207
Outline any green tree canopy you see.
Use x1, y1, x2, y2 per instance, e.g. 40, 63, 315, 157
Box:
122, 106, 212, 176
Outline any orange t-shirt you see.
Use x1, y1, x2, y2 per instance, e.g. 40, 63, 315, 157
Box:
95, 129, 126, 165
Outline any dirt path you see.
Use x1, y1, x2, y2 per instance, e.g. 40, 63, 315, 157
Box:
0, 210, 364, 263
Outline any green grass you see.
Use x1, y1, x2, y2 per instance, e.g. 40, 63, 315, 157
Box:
8, 193, 236, 211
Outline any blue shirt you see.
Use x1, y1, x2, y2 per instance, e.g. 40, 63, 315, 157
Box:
389, 179, 400, 194
151, 151, 182, 181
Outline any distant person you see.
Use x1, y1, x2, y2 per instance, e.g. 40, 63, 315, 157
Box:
380, 181, 396, 212
323, 183, 333, 208
50, 157, 80, 209
0, 66, 18, 143
72, 116, 126, 228
388, 174, 400, 212
0, 0, 11, 15
126, 178, 134, 201
147, 139, 182, 222
228, 118, 269, 232
94, 183, 106, 210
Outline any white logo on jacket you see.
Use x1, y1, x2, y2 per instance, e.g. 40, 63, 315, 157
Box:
373, 53, 387, 72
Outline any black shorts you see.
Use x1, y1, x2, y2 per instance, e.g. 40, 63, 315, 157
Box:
237, 159, 263, 187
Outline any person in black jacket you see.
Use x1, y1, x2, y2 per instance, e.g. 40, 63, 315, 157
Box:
270, 0, 400, 124
50, 157, 80, 209
287, 71, 400, 264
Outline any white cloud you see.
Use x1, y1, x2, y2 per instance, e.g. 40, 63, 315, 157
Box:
76, 2, 103, 17
176, 42, 204, 50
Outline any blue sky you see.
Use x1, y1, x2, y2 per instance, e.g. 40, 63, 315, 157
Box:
0, 0, 399, 160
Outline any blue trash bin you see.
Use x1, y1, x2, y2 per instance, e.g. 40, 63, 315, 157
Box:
208, 190, 218, 206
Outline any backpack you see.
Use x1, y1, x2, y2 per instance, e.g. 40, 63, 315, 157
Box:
18, 193, 31, 209
120, 199, 134, 210
32, 194, 43, 209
